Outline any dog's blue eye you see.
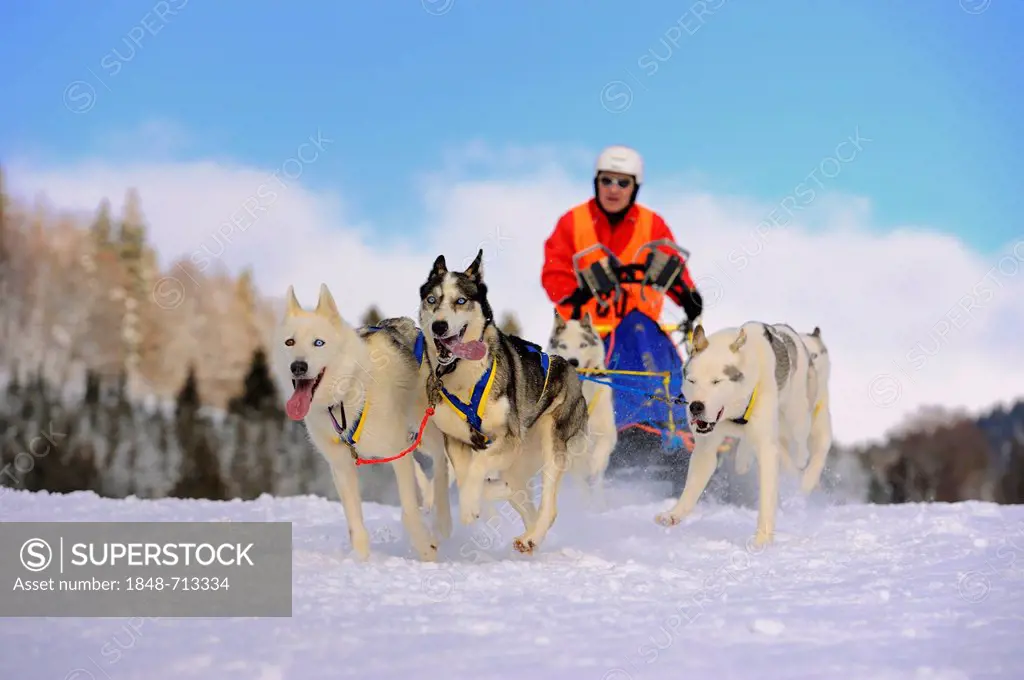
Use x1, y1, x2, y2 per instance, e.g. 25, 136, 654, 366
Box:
313, 339, 324, 347
427, 295, 437, 304
456, 297, 467, 305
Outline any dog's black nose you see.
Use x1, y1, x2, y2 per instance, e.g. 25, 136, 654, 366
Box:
689, 401, 705, 417
431, 320, 448, 336
567, 358, 579, 367
290, 360, 308, 377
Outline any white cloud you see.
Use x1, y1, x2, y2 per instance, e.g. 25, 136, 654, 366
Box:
6, 135, 1024, 448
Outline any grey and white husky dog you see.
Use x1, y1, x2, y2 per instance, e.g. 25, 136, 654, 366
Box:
417, 249, 589, 554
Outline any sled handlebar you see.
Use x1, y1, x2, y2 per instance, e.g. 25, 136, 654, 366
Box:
636, 239, 691, 261
570, 243, 617, 274
571, 243, 621, 311
571, 241, 689, 280
570, 239, 694, 310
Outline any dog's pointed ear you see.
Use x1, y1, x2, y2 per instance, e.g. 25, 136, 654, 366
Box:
314, 283, 341, 320
811, 326, 821, 338
691, 323, 709, 353
284, 285, 302, 317
463, 248, 484, 282
429, 254, 447, 281
553, 309, 567, 331
729, 327, 747, 353
580, 311, 594, 330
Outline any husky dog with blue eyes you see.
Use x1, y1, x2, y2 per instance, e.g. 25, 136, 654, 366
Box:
418, 249, 589, 555
547, 309, 618, 505
657, 321, 828, 547
271, 283, 452, 562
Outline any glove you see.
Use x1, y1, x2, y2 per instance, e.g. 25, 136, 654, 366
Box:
641, 250, 684, 293
580, 257, 620, 298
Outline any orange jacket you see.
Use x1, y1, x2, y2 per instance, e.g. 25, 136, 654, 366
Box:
543, 199, 702, 331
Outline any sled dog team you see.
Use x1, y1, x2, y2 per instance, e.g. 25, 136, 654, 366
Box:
272, 249, 834, 561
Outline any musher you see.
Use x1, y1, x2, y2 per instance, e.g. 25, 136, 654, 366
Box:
541, 145, 703, 340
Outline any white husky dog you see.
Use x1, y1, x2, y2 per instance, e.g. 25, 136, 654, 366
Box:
730, 326, 833, 493
656, 321, 826, 546
271, 283, 450, 561
547, 310, 617, 504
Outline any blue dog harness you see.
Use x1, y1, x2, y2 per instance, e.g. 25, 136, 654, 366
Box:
439, 350, 497, 446
413, 330, 425, 365
351, 326, 551, 448
437, 337, 551, 447
522, 341, 551, 391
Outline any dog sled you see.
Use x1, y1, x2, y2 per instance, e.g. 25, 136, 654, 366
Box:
567, 240, 725, 495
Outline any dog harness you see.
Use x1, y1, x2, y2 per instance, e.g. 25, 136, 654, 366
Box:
727, 386, 824, 427
414, 331, 425, 364
439, 357, 498, 446
329, 403, 368, 446
438, 339, 551, 447
729, 384, 759, 425
523, 341, 552, 396
328, 326, 428, 446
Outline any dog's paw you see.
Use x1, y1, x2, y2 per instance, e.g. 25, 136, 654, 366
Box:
512, 535, 537, 554
655, 512, 682, 527
753, 530, 775, 547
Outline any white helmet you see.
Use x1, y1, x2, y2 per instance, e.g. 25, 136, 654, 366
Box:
595, 145, 643, 185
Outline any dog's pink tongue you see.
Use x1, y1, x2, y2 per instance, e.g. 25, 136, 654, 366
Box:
286, 385, 313, 420
449, 340, 487, 360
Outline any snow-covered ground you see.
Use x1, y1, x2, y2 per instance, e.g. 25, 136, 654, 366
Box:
2, 482, 1023, 680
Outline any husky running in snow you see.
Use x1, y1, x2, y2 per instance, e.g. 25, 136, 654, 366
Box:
547, 310, 618, 505
730, 326, 834, 492
417, 249, 589, 554
656, 321, 831, 546
271, 284, 451, 561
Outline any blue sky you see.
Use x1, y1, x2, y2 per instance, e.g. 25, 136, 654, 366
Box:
1, 0, 1020, 251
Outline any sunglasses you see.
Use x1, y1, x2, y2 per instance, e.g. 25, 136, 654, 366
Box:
599, 175, 633, 189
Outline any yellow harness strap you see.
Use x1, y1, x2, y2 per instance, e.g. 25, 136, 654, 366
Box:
730, 384, 759, 425
440, 357, 498, 442
331, 399, 370, 445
